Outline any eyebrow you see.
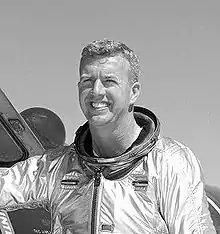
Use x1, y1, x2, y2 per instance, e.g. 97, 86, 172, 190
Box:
103, 74, 119, 80
79, 73, 120, 84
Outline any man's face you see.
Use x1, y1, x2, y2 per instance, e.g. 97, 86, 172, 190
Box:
78, 55, 135, 127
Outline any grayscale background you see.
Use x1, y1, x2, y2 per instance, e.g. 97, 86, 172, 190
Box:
1, 1, 219, 187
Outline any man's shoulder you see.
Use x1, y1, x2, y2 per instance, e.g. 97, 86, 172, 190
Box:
154, 136, 191, 155
151, 136, 199, 167
45, 143, 77, 162
152, 136, 201, 175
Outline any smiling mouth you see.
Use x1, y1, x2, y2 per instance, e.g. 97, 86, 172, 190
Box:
90, 102, 109, 110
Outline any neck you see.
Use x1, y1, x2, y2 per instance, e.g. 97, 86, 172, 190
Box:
90, 114, 142, 158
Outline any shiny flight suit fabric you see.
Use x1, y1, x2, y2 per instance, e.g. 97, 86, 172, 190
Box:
0, 107, 216, 233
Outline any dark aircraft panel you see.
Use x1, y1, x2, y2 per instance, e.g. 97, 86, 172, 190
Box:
9, 208, 51, 234
0, 89, 45, 161
20, 107, 66, 150
209, 204, 220, 233
206, 185, 220, 233
0, 119, 24, 163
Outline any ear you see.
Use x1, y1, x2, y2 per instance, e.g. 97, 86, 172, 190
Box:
129, 82, 141, 105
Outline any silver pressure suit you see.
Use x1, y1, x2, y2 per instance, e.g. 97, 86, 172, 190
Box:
0, 107, 216, 233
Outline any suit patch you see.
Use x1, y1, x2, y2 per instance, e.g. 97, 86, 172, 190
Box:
100, 223, 114, 232
60, 170, 82, 190
132, 180, 148, 191
131, 171, 149, 192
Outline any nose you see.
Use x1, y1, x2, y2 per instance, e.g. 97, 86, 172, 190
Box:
92, 79, 105, 96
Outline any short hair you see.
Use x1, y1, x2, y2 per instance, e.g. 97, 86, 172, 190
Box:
80, 39, 140, 83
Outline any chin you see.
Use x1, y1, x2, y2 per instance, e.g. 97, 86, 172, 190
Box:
89, 115, 112, 127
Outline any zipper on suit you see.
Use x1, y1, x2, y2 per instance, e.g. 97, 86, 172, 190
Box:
91, 170, 102, 234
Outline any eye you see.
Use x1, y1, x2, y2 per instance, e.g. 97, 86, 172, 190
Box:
82, 78, 92, 83
78, 77, 93, 86
104, 77, 118, 84
106, 79, 115, 83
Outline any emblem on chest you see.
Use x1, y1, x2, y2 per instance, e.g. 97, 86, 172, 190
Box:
60, 170, 83, 190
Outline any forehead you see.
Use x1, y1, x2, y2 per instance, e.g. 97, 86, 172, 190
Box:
80, 55, 130, 75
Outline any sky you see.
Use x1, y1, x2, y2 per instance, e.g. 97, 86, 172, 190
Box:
0, 1, 219, 187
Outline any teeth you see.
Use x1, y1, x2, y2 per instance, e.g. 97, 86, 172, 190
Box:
91, 102, 108, 108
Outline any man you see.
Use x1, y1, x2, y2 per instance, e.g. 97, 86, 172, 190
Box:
0, 39, 216, 233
